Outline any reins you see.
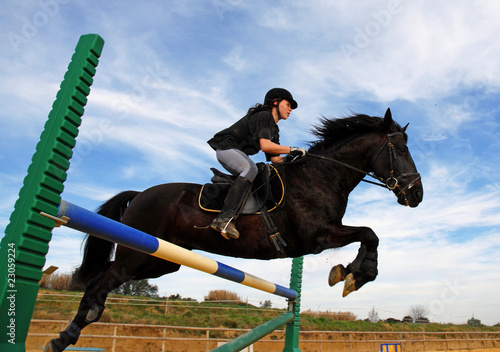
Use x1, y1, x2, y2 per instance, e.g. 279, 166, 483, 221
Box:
306, 153, 388, 188
297, 132, 421, 199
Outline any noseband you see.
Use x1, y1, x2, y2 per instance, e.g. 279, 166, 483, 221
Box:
307, 132, 421, 204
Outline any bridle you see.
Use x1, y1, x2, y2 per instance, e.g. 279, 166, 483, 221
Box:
307, 131, 421, 203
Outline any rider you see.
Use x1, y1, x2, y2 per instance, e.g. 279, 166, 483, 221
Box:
207, 88, 307, 240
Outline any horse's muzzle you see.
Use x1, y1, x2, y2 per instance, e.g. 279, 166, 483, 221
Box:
396, 180, 423, 207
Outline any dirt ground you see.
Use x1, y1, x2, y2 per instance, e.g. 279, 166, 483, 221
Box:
26, 347, 500, 352
26, 342, 500, 352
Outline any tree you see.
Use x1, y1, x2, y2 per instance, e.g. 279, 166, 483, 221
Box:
408, 304, 429, 321
467, 315, 481, 327
368, 306, 380, 323
111, 279, 159, 297
39, 272, 72, 290
204, 289, 241, 302
260, 300, 272, 308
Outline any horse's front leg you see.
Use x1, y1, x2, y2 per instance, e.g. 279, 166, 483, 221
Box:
318, 225, 379, 297
341, 242, 378, 296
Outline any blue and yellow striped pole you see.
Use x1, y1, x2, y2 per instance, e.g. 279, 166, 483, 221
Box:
56, 200, 298, 301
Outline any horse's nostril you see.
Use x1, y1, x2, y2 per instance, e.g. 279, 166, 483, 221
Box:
415, 190, 423, 202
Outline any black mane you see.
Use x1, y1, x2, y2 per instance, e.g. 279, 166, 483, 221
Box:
309, 114, 404, 152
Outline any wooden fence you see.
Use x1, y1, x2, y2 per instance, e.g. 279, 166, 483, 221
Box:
28, 319, 500, 352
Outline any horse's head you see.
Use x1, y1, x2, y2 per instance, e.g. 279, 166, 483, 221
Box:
371, 109, 423, 207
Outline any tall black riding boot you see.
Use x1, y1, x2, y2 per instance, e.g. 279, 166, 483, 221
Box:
210, 176, 252, 239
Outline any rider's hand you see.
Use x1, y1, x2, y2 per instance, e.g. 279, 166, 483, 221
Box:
290, 147, 307, 157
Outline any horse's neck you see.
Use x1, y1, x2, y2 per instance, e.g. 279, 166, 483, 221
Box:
331, 134, 377, 168
302, 138, 376, 192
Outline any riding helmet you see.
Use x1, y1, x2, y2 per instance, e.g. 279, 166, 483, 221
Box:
264, 88, 298, 109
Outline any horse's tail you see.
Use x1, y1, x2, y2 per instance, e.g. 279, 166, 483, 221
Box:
73, 190, 141, 286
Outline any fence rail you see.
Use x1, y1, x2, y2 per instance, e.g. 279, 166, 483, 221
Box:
35, 291, 283, 315
35, 291, 356, 320
28, 319, 500, 352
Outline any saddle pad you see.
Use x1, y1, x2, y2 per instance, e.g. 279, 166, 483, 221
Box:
198, 165, 284, 214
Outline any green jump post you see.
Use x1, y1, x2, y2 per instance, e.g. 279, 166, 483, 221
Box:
283, 256, 303, 352
0, 34, 104, 352
212, 312, 294, 352
212, 256, 303, 352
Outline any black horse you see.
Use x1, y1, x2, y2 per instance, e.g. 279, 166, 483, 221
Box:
45, 109, 423, 352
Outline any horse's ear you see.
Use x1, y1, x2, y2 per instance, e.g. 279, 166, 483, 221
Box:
402, 123, 409, 133
383, 108, 394, 131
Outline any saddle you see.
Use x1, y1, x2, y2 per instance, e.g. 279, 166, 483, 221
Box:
198, 163, 284, 214
198, 163, 288, 255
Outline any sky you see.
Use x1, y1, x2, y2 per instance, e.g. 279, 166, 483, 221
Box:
1, 0, 500, 325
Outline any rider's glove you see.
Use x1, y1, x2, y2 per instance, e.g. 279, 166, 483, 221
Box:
290, 147, 307, 157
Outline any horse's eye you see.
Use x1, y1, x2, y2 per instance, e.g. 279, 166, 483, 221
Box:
398, 146, 408, 153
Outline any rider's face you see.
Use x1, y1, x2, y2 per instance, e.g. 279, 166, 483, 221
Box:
277, 100, 292, 120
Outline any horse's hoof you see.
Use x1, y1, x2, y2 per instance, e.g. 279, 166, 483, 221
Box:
342, 273, 356, 297
328, 264, 346, 287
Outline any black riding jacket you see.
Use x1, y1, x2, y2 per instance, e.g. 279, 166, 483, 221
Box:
208, 109, 280, 161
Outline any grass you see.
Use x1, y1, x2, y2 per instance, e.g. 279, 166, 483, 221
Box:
33, 288, 500, 332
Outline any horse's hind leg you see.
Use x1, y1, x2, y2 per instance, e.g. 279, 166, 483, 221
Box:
43, 263, 135, 352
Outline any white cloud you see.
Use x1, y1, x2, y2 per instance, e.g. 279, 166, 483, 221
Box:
223, 45, 248, 71
283, 0, 500, 116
